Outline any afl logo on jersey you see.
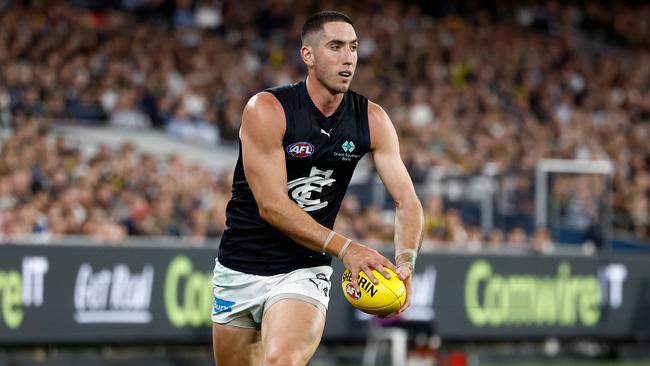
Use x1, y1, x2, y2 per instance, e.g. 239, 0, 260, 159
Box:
287, 142, 315, 158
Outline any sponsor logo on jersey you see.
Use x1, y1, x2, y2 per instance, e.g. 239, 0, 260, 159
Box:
287, 167, 336, 211
287, 142, 315, 158
342, 140, 355, 153
334, 140, 361, 161
212, 297, 236, 314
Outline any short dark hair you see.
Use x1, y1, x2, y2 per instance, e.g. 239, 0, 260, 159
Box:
301, 11, 354, 44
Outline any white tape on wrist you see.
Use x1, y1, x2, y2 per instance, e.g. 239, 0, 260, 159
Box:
338, 239, 353, 260
322, 230, 336, 252
397, 261, 414, 271
396, 248, 418, 271
396, 248, 418, 258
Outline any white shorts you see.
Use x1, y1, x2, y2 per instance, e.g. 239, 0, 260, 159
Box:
211, 259, 332, 329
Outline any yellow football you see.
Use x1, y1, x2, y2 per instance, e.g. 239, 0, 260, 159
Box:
341, 267, 405, 316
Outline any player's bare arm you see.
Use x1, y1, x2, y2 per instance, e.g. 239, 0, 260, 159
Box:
240, 92, 395, 285
368, 101, 424, 313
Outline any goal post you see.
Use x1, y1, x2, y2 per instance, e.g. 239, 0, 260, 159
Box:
535, 159, 614, 251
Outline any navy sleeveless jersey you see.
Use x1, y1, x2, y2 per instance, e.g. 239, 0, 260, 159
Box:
218, 80, 370, 275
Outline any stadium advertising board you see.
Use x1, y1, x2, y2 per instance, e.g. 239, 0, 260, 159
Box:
0, 245, 213, 344
163, 255, 213, 328
327, 253, 650, 341
1, 244, 649, 345
0, 256, 49, 332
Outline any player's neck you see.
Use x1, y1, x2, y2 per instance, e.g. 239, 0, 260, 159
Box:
305, 75, 344, 117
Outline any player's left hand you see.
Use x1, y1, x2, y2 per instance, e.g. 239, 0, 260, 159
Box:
395, 263, 413, 314
379, 263, 412, 318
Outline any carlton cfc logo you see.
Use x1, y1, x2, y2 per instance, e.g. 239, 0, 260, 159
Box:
287, 142, 315, 158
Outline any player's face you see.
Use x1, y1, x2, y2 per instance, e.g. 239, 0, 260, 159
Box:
312, 22, 358, 94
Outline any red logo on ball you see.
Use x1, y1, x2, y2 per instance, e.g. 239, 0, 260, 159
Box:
345, 283, 361, 300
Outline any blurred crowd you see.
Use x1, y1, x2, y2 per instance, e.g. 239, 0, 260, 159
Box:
0, 0, 649, 246
0, 118, 231, 243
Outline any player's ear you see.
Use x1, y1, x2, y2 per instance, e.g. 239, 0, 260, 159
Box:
301, 45, 314, 67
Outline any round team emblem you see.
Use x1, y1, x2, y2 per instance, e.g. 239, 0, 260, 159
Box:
287, 142, 315, 158
345, 283, 361, 300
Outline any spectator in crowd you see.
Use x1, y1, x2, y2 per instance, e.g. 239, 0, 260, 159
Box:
423, 195, 446, 245
487, 229, 504, 250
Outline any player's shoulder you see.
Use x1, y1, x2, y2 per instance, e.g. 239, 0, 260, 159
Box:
242, 92, 286, 137
366, 100, 391, 126
246, 81, 305, 114
245, 91, 282, 114
366, 100, 395, 149
266, 81, 302, 95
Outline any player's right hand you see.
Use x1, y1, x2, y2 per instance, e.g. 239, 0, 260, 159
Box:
341, 242, 396, 293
